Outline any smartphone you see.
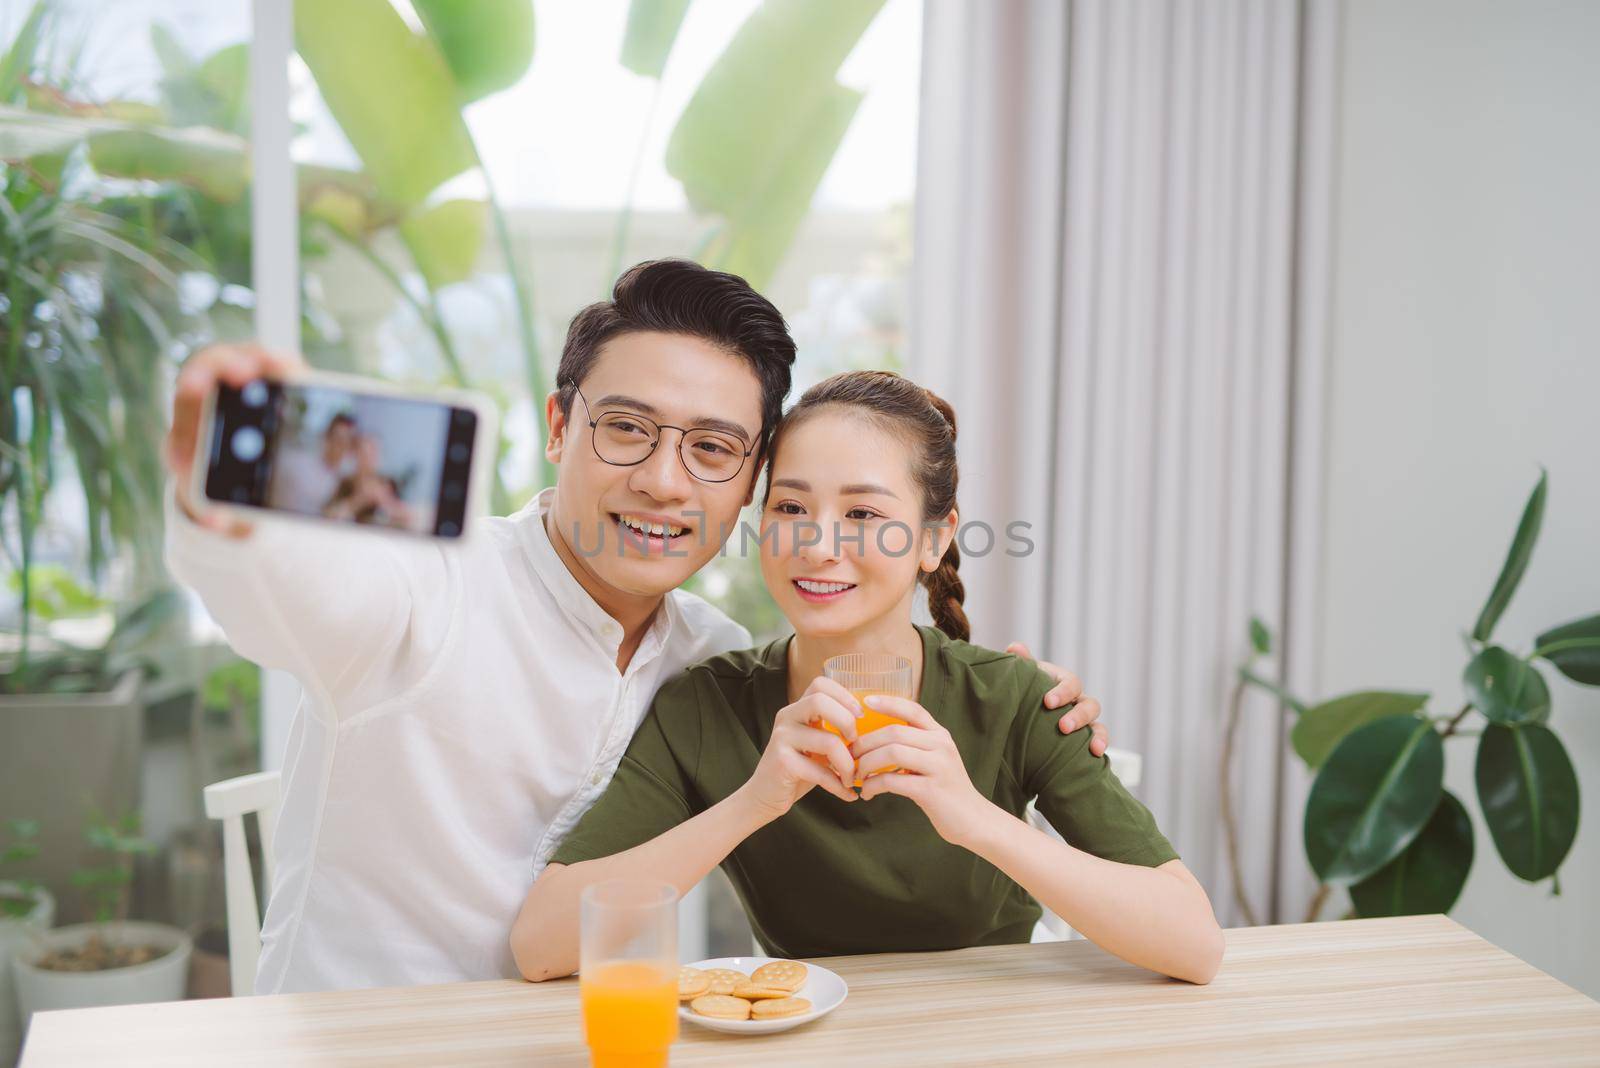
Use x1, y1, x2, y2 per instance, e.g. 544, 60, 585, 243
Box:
193, 371, 496, 539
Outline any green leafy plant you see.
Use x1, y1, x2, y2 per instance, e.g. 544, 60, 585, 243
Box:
1, 583, 182, 696
1222, 470, 1595, 923
26, 811, 171, 973
2, 1, 350, 693
0, 817, 42, 918
69, 811, 155, 925
201, 656, 262, 778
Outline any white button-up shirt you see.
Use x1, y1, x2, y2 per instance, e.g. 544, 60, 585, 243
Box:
166, 488, 749, 993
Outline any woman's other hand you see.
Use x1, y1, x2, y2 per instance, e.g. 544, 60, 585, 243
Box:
851, 695, 996, 848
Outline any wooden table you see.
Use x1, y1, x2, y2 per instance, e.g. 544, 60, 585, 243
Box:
20, 916, 1600, 1066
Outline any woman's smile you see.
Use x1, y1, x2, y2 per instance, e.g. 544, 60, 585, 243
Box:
792, 577, 858, 602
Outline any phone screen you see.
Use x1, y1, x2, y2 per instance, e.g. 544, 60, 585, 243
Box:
203, 379, 479, 538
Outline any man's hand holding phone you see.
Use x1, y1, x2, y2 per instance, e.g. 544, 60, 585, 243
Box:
166, 342, 492, 541
166, 343, 307, 539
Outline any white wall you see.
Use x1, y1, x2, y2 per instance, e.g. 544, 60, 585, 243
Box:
1321, 0, 1600, 995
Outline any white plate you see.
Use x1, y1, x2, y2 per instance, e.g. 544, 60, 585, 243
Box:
679, 956, 848, 1035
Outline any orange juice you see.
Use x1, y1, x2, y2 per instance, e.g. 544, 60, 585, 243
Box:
816, 689, 907, 787
580, 960, 677, 1068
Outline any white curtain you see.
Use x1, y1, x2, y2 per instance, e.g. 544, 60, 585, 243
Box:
912, 0, 1339, 925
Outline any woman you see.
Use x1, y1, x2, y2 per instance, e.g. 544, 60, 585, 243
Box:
512, 371, 1223, 985
321, 433, 413, 528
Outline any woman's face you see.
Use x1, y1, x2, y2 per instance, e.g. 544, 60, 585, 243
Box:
355, 435, 382, 474
759, 408, 950, 639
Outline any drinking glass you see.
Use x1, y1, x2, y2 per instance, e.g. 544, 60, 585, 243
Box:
822, 652, 915, 787
579, 880, 678, 1068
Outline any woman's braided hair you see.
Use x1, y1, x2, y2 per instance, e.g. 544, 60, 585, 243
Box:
765, 370, 968, 641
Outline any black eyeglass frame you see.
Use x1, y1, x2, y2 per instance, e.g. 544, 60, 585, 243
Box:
571, 384, 757, 484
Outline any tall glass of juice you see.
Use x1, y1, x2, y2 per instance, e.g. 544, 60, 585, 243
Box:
822, 652, 915, 787
579, 880, 678, 1068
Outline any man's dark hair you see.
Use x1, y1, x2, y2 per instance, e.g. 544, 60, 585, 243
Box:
554, 259, 796, 456
325, 412, 357, 438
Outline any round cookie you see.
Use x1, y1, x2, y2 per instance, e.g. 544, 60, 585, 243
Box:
701, 968, 748, 996
750, 960, 807, 993
678, 966, 711, 1000
690, 994, 752, 1020
731, 981, 792, 1000
751, 996, 812, 1019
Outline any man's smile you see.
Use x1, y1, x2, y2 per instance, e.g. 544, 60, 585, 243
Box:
611, 511, 693, 553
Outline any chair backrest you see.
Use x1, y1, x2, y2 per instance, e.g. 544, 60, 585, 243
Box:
203, 770, 282, 996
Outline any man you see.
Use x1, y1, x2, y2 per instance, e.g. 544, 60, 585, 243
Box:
267, 411, 357, 515
164, 259, 1106, 993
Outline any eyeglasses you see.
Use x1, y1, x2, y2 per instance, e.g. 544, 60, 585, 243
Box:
572, 385, 755, 484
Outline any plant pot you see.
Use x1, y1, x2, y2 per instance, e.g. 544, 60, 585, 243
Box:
0, 883, 54, 1066
0, 671, 143, 924
10, 921, 191, 1032
186, 925, 231, 1000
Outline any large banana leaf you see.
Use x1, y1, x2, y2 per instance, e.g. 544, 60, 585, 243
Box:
412, 0, 535, 103
0, 105, 391, 226
1476, 723, 1579, 882
150, 26, 250, 136
666, 0, 885, 288
622, 0, 691, 78
1291, 690, 1430, 768
293, 0, 477, 207
1304, 714, 1444, 886
1472, 469, 1546, 642
400, 198, 488, 288
1462, 646, 1551, 725
0, 0, 49, 103
1349, 790, 1474, 918
0, 107, 246, 200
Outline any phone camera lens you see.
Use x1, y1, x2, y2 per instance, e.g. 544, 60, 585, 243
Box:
231, 426, 265, 462
241, 380, 269, 408
448, 443, 469, 463
443, 482, 464, 501
438, 521, 461, 537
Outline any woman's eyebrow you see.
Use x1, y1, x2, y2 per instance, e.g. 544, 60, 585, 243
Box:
770, 477, 899, 499
841, 483, 899, 498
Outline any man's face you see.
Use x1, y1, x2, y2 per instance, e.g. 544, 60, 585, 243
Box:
545, 332, 765, 601
325, 420, 357, 460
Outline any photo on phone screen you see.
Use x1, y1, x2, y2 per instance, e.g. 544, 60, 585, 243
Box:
203, 379, 480, 538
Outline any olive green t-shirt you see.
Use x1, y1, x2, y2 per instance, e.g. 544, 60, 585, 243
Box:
550, 625, 1177, 959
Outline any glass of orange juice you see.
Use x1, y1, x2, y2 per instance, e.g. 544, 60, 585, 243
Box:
580, 880, 678, 1068
821, 652, 915, 788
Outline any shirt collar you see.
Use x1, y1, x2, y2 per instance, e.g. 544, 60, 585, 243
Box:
514, 487, 673, 661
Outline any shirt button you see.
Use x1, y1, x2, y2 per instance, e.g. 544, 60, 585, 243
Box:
590, 772, 603, 786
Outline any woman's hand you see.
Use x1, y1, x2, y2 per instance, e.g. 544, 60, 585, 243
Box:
738, 677, 860, 821
851, 696, 996, 848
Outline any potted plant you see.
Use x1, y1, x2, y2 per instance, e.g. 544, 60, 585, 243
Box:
1, 820, 54, 1063
10, 814, 191, 1026
0, 568, 181, 924
1221, 471, 1598, 922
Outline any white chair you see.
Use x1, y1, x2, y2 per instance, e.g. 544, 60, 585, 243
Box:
1030, 746, 1142, 942
203, 770, 281, 996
